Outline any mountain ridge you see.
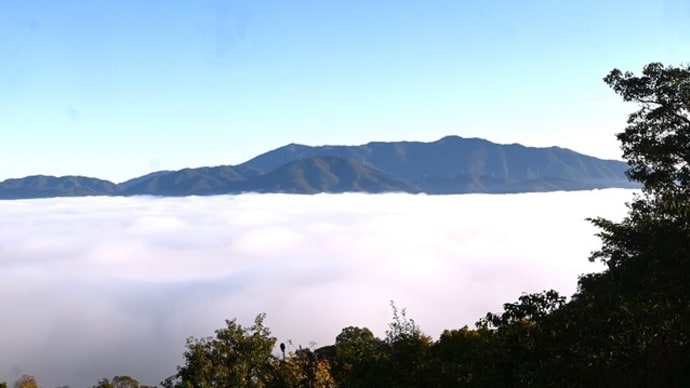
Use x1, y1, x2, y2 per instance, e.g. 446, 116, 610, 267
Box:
0, 136, 638, 199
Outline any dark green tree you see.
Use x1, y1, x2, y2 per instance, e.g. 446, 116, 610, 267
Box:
572, 62, 690, 386
472, 290, 566, 386
328, 303, 434, 387
460, 63, 690, 387
603, 62, 690, 197
162, 313, 277, 388
330, 326, 388, 387
383, 302, 433, 387
432, 326, 501, 387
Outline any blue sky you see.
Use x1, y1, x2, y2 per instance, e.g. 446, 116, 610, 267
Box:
1, 0, 689, 182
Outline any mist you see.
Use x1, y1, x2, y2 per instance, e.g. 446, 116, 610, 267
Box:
0, 190, 634, 386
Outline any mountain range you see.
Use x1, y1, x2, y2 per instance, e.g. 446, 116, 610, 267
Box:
0, 136, 638, 199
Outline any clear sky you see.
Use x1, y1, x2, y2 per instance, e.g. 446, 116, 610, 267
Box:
1, 0, 689, 182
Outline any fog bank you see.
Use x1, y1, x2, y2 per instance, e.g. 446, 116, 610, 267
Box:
0, 190, 634, 386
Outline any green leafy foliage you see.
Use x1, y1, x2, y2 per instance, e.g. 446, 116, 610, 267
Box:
330, 326, 387, 387
161, 313, 277, 388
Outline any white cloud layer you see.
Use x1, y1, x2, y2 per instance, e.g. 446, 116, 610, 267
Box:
0, 190, 634, 386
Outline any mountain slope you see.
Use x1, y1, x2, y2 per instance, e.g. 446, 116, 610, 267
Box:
246, 156, 421, 194
119, 166, 247, 196
236, 136, 634, 193
0, 175, 118, 199
0, 136, 637, 199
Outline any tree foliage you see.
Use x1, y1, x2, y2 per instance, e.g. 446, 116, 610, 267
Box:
161, 313, 277, 388
12, 376, 39, 388
92, 375, 156, 388
573, 62, 690, 386
604, 63, 690, 196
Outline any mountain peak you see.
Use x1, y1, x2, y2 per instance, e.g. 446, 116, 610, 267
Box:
438, 135, 464, 142
0, 136, 637, 199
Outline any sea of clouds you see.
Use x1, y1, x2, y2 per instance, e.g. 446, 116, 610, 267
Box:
0, 190, 635, 386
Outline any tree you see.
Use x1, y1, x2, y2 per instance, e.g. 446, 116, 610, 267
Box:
463, 63, 690, 387
162, 313, 277, 388
432, 326, 501, 387
597, 62, 690, 331
13, 376, 39, 388
92, 376, 155, 388
473, 290, 566, 387
477, 290, 565, 330
326, 303, 435, 387
575, 62, 690, 386
383, 302, 434, 387
271, 343, 336, 388
603, 63, 690, 197
330, 326, 387, 387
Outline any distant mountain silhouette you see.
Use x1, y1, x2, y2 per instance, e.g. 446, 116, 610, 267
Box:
119, 166, 247, 196
0, 136, 638, 199
0, 175, 118, 199
236, 136, 633, 193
